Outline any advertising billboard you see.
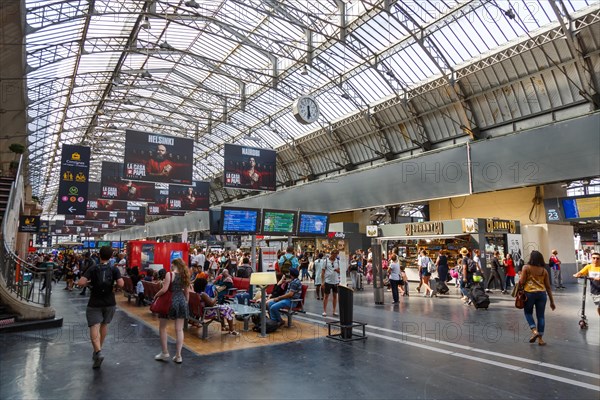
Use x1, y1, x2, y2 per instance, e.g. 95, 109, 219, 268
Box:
123, 129, 194, 184
223, 144, 276, 191
167, 181, 210, 212
100, 161, 156, 202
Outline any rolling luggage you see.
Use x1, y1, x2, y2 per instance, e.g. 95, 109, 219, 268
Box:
436, 279, 449, 295
469, 284, 490, 309
355, 273, 364, 291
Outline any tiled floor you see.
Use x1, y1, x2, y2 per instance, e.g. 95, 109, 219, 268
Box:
1, 281, 598, 399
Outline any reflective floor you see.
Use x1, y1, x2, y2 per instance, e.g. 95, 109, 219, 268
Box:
1, 281, 598, 400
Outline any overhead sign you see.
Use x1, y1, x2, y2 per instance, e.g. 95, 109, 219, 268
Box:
37, 219, 50, 243
123, 129, 194, 184
168, 181, 210, 212
57, 144, 90, 215
223, 144, 276, 191
366, 225, 378, 237
19, 215, 40, 233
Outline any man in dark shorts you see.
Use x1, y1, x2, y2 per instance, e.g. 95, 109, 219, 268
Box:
321, 250, 341, 317
77, 245, 124, 369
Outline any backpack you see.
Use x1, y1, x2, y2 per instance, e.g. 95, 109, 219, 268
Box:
281, 255, 294, 276
424, 257, 436, 274
94, 264, 114, 295
252, 315, 280, 333
467, 258, 478, 274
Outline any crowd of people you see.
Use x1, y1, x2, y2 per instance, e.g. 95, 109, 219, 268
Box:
26, 244, 600, 368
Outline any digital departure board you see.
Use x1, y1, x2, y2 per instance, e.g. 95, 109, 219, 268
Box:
297, 212, 329, 236
562, 196, 600, 220
261, 210, 297, 235
220, 207, 260, 235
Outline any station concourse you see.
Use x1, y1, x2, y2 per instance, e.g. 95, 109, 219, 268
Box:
1, 1, 599, 399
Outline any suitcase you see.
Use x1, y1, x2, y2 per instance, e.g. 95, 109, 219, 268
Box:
355, 273, 364, 291
436, 280, 449, 295
469, 284, 490, 309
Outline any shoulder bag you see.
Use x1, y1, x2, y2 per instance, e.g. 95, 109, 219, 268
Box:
150, 272, 173, 315
514, 285, 527, 309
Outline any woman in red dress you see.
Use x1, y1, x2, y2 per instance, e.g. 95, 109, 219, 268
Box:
504, 253, 517, 289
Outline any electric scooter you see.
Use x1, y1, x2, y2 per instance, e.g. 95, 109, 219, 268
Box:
578, 277, 589, 330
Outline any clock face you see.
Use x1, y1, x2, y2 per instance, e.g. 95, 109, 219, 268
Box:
293, 96, 319, 124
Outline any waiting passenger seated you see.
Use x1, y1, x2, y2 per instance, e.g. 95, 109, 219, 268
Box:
193, 278, 238, 335
267, 268, 302, 327
214, 269, 234, 304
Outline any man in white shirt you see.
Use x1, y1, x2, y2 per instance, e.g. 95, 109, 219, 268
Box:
321, 250, 340, 317
196, 249, 206, 271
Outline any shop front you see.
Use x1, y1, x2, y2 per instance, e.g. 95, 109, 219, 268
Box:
379, 218, 522, 283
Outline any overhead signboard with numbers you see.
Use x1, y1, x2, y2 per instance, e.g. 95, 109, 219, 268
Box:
57, 144, 90, 215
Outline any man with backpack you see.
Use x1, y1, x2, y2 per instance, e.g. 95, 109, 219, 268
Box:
77, 245, 124, 369
459, 247, 476, 303
278, 246, 299, 277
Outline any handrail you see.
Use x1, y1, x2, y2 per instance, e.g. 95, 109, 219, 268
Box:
0, 155, 53, 306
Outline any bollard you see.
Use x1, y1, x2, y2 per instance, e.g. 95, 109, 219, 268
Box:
338, 285, 354, 339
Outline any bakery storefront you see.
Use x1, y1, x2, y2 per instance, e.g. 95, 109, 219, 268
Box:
379, 218, 522, 282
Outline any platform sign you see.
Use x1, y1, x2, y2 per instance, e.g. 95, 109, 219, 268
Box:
37, 219, 50, 243
57, 144, 90, 215
18, 215, 40, 233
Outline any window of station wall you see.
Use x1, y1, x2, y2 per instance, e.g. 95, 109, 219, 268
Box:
386, 236, 472, 270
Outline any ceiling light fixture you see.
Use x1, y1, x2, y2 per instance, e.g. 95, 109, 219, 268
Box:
141, 16, 151, 30
340, 92, 350, 100
140, 70, 152, 79
185, 0, 200, 8
300, 65, 309, 75
159, 41, 175, 50
504, 8, 516, 20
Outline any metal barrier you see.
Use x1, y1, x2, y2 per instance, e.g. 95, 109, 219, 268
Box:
0, 155, 54, 307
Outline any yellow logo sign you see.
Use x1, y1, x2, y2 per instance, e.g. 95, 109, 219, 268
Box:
71, 152, 81, 161
75, 172, 86, 182
63, 171, 73, 181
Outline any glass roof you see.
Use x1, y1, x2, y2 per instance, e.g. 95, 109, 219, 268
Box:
24, 0, 597, 211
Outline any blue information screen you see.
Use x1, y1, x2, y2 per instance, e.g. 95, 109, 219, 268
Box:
298, 213, 328, 235
222, 208, 259, 234
561, 199, 579, 219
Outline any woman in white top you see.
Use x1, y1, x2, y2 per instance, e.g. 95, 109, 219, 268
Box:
388, 254, 401, 304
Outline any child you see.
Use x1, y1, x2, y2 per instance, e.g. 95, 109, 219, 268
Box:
136, 279, 145, 306
366, 258, 373, 284
400, 265, 409, 296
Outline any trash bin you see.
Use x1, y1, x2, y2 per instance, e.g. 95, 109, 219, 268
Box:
338, 285, 354, 339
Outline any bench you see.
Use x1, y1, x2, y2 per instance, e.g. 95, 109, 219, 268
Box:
227, 277, 250, 296
187, 292, 222, 339
280, 284, 308, 328
122, 276, 136, 302
142, 281, 161, 306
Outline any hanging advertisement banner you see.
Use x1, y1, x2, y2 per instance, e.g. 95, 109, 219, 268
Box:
57, 144, 90, 215
223, 144, 276, 191
100, 161, 156, 202
123, 129, 194, 184
18, 215, 40, 233
80, 209, 146, 226
168, 181, 210, 211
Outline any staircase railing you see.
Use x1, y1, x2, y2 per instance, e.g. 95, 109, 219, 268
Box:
0, 155, 53, 306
